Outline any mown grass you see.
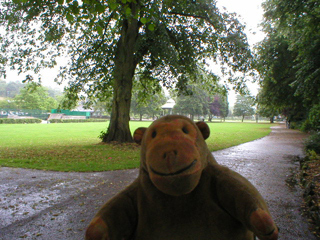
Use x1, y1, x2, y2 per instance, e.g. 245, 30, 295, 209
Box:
0, 121, 274, 172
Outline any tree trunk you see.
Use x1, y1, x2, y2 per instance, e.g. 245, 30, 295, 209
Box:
103, 12, 140, 143
270, 116, 274, 123
242, 115, 244, 122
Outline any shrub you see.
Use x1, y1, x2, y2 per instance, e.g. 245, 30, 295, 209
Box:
304, 132, 320, 154
99, 130, 107, 141
0, 118, 42, 124
49, 119, 107, 123
301, 119, 313, 132
308, 104, 320, 131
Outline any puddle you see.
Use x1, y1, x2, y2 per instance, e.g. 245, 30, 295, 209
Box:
0, 188, 61, 228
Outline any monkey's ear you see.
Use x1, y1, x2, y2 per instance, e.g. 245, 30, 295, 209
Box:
133, 127, 147, 145
196, 121, 210, 140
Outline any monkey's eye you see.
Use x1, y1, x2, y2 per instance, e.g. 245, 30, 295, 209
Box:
182, 127, 189, 134
151, 130, 157, 138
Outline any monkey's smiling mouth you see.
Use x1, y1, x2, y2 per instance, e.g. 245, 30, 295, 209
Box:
150, 160, 197, 176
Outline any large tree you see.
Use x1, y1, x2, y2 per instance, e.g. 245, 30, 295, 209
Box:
1, 0, 253, 142
233, 95, 255, 122
0, 80, 25, 98
256, 0, 320, 129
14, 83, 58, 110
262, 0, 320, 105
173, 83, 214, 120
130, 85, 166, 121
209, 94, 228, 121
255, 34, 305, 123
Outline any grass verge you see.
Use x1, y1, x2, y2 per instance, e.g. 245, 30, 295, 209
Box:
0, 121, 274, 172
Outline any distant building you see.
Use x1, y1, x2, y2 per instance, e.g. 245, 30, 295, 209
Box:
49, 109, 91, 120
161, 99, 175, 115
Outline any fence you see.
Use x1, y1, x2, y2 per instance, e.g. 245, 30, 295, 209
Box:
51, 109, 91, 118
0, 109, 50, 120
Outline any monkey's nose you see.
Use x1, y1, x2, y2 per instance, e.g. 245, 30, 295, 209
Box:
163, 150, 178, 161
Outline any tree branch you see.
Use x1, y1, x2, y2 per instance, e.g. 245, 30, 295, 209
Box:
166, 11, 217, 30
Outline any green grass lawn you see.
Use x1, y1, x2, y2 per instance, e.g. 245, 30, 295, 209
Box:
0, 121, 274, 172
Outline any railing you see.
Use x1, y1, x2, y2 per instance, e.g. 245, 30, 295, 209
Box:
0, 109, 50, 120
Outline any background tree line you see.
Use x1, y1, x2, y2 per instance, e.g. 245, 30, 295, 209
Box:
0, 80, 61, 111
129, 82, 231, 121
1, 79, 239, 121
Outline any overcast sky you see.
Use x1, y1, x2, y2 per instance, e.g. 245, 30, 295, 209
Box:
4, 0, 266, 104
216, 0, 265, 105
217, 0, 265, 45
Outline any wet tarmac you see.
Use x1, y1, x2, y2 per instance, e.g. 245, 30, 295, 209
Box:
214, 124, 316, 240
0, 123, 316, 240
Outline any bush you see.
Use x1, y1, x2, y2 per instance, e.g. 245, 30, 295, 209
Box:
49, 119, 107, 123
304, 132, 320, 154
308, 104, 320, 131
301, 119, 313, 132
99, 130, 107, 141
289, 121, 302, 130
0, 118, 42, 124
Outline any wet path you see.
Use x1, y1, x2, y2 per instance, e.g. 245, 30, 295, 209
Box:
0, 124, 316, 239
214, 124, 315, 240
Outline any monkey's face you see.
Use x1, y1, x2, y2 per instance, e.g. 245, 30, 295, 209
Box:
133, 115, 210, 196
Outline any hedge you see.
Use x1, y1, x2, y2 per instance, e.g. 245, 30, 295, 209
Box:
0, 118, 42, 124
304, 132, 320, 154
48, 119, 107, 123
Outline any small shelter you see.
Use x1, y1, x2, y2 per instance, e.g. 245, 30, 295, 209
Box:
161, 99, 176, 115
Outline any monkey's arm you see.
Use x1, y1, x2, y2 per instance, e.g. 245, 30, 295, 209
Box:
85, 182, 138, 240
213, 166, 278, 240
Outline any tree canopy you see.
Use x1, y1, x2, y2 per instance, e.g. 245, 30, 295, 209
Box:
130, 79, 166, 120
173, 84, 210, 120
0, 80, 24, 98
233, 95, 254, 122
256, 0, 320, 130
1, 0, 253, 142
14, 83, 58, 110
0, 83, 58, 110
209, 94, 228, 121
172, 83, 228, 121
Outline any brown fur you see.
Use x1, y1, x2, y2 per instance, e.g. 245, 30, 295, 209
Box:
86, 115, 278, 240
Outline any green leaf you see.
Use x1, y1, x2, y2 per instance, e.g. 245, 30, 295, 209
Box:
109, 2, 117, 10
148, 23, 155, 31
66, 13, 74, 23
125, 7, 131, 16
71, 1, 80, 15
57, 0, 64, 4
96, 25, 103, 36
140, 17, 148, 24
95, 3, 105, 14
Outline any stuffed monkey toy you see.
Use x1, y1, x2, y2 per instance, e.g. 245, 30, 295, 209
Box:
86, 115, 278, 240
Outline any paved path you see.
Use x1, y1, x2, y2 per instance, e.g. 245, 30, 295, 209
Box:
214, 124, 315, 240
0, 124, 316, 240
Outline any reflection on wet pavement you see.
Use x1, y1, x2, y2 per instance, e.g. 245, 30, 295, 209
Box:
214, 125, 315, 240
0, 168, 139, 239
